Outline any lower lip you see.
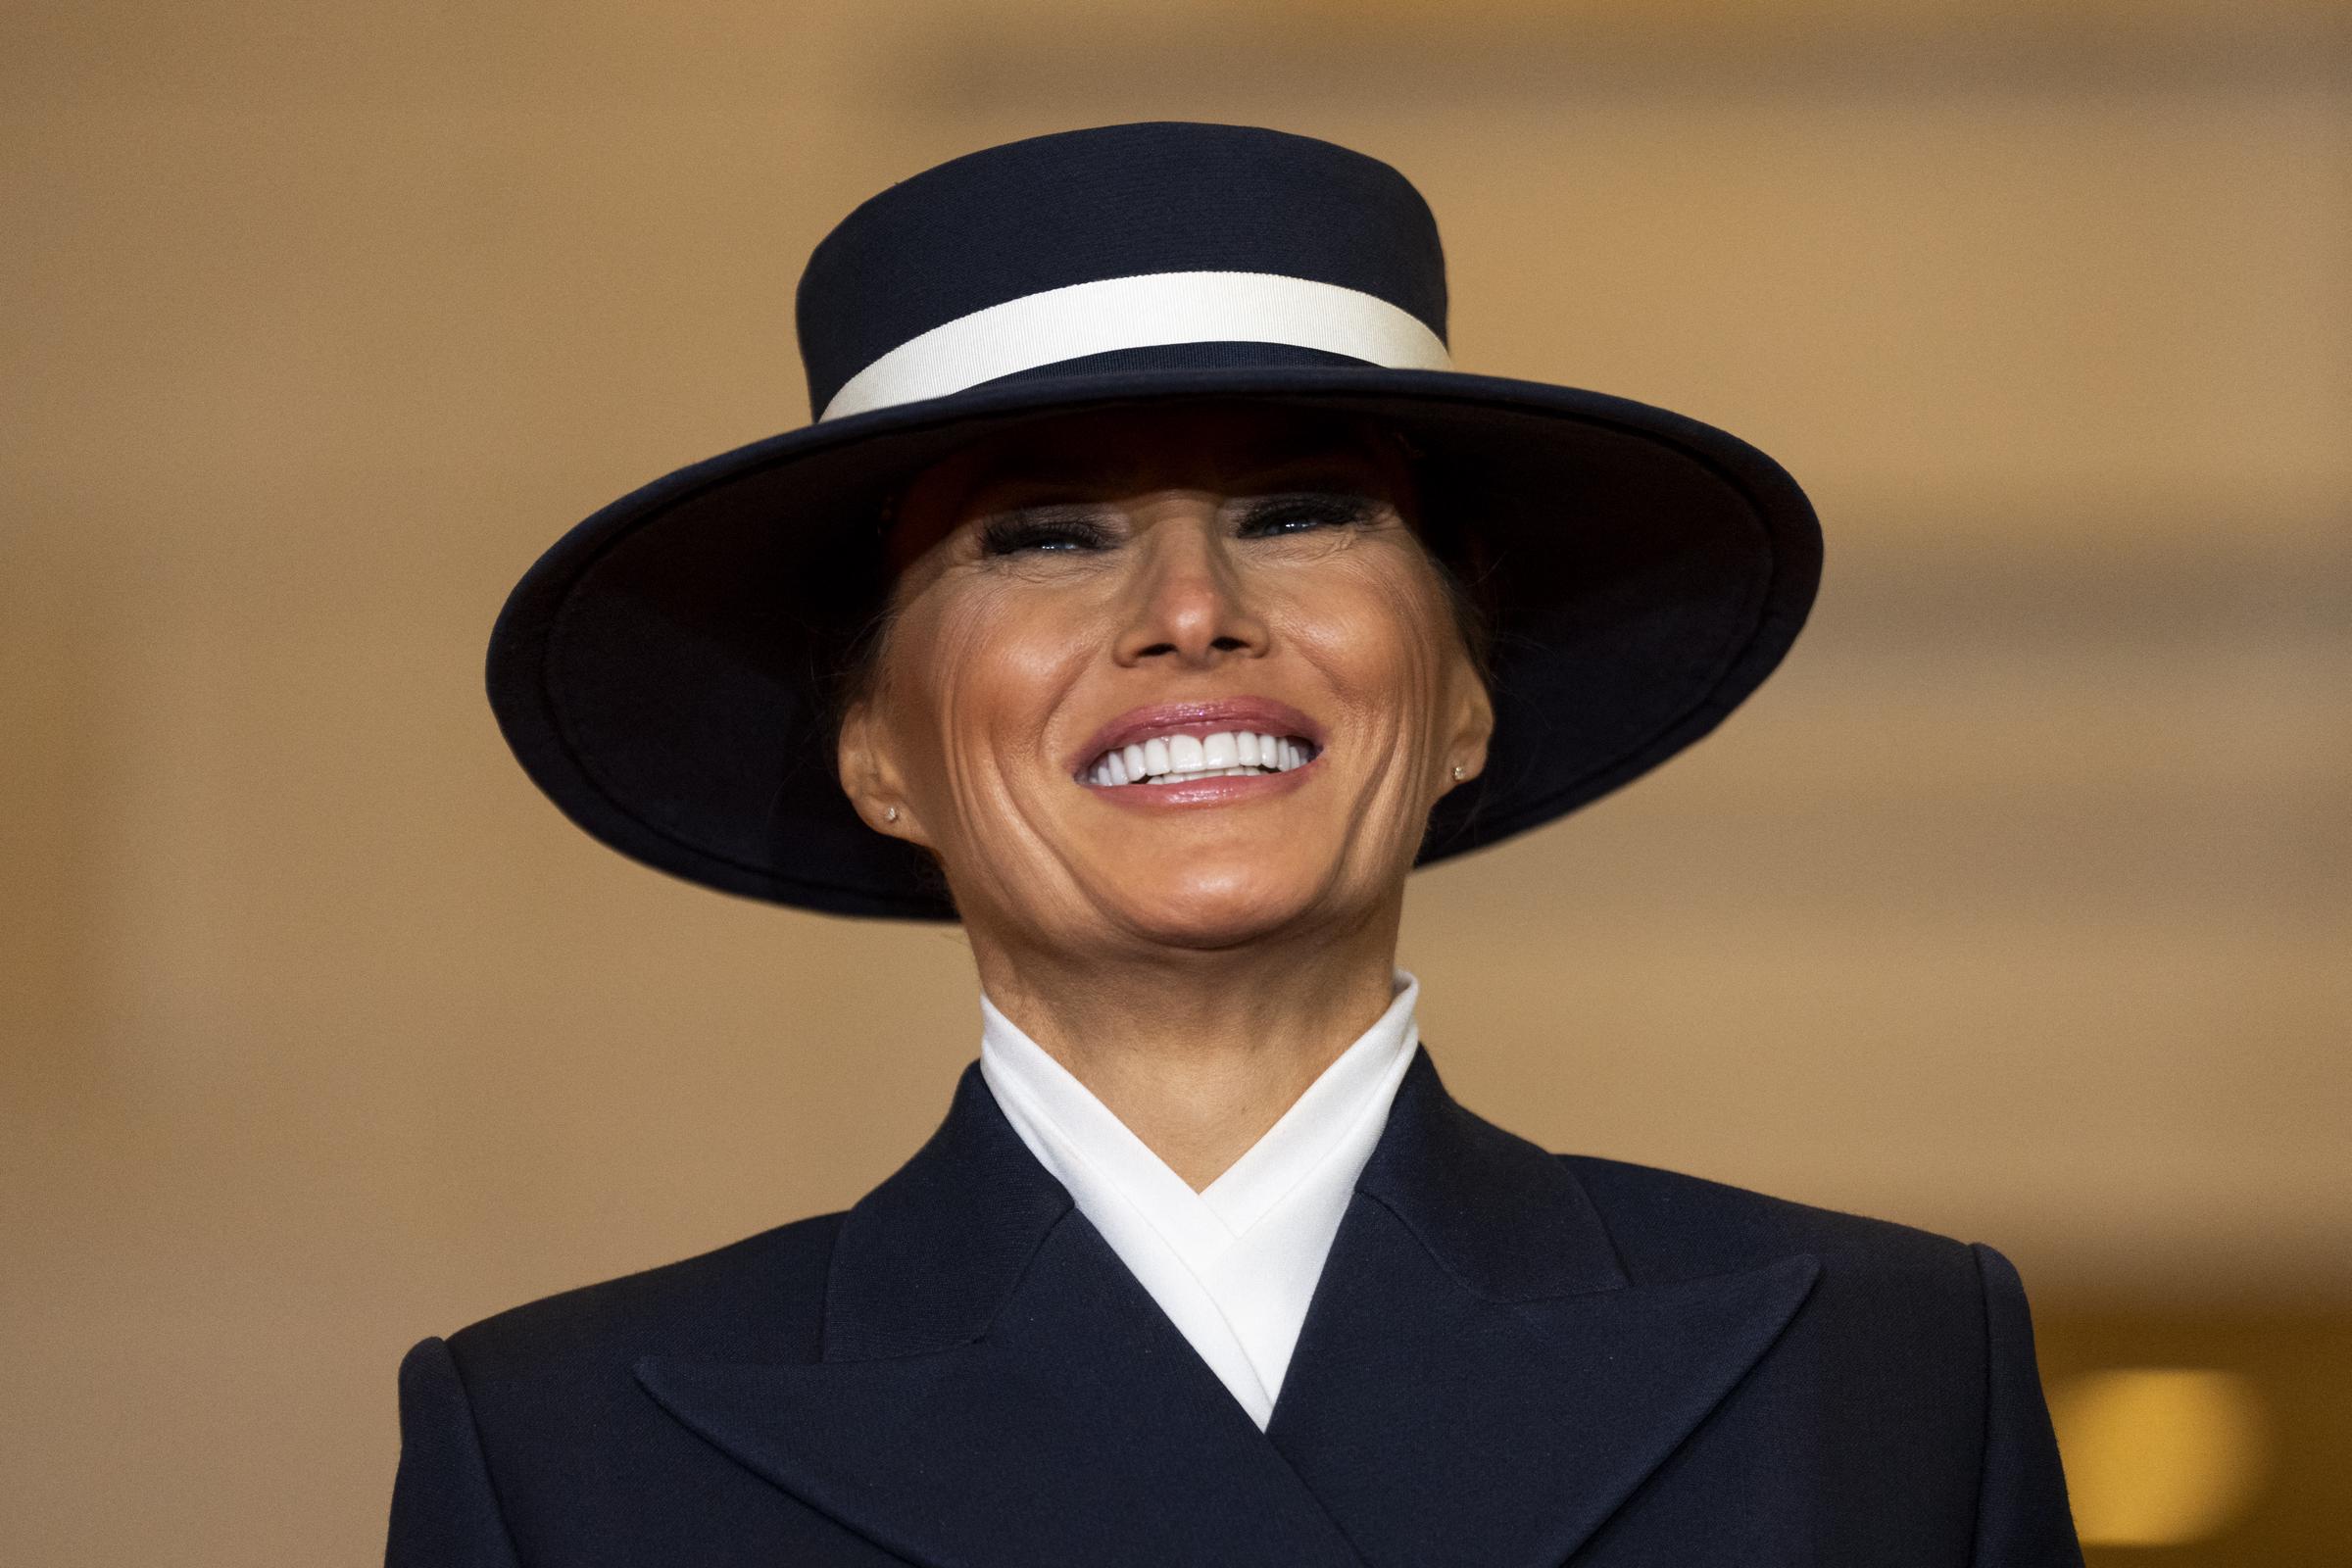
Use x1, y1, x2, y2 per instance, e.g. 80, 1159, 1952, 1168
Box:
1081, 756, 1319, 810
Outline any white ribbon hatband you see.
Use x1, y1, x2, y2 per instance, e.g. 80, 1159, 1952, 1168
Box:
818, 270, 1450, 421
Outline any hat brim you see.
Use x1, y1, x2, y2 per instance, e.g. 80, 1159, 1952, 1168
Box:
488, 363, 1821, 919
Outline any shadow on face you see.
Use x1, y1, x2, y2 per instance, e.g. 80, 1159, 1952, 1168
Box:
835, 402, 1494, 962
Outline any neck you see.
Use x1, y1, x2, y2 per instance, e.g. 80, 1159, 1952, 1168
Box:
970, 905, 1404, 1190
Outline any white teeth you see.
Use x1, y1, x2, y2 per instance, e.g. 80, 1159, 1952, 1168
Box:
1083, 728, 1319, 788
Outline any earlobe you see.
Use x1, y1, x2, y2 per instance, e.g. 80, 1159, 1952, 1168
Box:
837, 703, 922, 843
1445, 663, 1496, 789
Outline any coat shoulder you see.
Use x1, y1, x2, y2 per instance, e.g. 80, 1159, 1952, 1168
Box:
1559, 1152, 1984, 1291
442, 1209, 846, 1383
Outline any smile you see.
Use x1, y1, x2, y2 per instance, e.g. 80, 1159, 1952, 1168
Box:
1081, 729, 1321, 788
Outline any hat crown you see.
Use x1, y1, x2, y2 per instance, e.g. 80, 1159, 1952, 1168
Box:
795, 122, 1449, 418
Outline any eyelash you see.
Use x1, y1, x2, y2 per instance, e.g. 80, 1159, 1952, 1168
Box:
976, 495, 1378, 558
977, 514, 1112, 557
1236, 494, 1378, 536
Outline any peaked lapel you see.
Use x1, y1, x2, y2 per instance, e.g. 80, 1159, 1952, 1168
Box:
636, 1064, 1365, 1568
1266, 1052, 1820, 1566
637, 1049, 1818, 1568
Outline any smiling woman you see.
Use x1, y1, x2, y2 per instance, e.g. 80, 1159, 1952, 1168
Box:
395, 123, 2084, 1566
837, 405, 1493, 1188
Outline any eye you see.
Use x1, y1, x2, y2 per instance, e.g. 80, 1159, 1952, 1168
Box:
977, 509, 1116, 558
1234, 493, 1380, 538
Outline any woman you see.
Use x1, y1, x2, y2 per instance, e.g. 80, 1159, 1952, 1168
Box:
391, 122, 2082, 1565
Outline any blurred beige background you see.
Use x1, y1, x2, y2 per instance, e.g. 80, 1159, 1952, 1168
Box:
3, 1, 2346, 1562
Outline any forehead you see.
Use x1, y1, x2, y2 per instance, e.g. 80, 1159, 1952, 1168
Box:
911, 403, 1399, 506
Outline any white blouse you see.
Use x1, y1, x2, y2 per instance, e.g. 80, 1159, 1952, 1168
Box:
977, 971, 1420, 1429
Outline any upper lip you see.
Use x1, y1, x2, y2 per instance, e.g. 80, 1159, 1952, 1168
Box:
1067, 698, 1326, 776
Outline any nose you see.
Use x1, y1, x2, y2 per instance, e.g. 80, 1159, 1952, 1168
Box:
1112, 509, 1271, 669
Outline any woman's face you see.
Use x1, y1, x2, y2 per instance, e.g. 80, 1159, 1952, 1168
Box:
838, 405, 1493, 959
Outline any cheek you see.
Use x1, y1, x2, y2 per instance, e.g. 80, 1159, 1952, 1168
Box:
1279, 559, 1455, 741
887, 585, 1092, 794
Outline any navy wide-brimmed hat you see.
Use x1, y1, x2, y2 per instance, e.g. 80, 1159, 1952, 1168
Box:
488, 122, 1822, 919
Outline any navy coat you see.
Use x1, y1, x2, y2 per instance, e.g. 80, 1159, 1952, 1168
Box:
386, 1049, 2082, 1566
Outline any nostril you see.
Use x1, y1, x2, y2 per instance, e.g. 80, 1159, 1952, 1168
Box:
1209, 636, 1249, 652
1135, 642, 1178, 658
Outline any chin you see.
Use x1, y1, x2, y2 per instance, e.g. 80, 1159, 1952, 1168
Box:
1100, 861, 1336, 952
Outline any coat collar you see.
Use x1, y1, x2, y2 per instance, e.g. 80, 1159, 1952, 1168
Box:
637, 1049, 1818, 1568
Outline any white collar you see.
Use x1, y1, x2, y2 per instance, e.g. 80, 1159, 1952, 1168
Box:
977, 972, 1421, 1428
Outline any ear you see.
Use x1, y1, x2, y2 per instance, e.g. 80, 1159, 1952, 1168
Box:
1442, 654, 1495, 792
836, 697, 931, 847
